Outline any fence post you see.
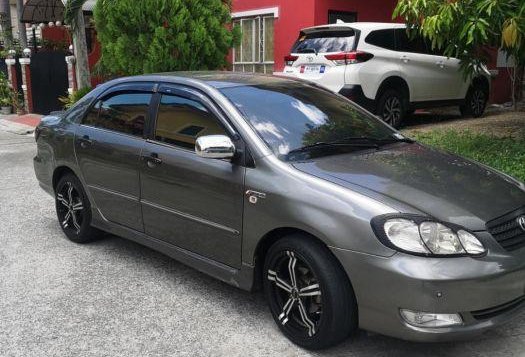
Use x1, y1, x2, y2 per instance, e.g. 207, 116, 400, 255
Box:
19, 57, 33, 113
65, 55, 78, 94
5, 57, 18, 92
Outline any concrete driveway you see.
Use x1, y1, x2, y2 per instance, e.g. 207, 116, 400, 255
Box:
1, 130, 524, 357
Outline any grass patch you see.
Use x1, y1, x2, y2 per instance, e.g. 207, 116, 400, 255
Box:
407, 130, 525, 182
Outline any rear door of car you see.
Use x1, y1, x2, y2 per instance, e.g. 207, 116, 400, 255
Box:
284, 27, 358, 92
139, 84, 245, 268
74, 83, 155, 232
394, 29, 451, 101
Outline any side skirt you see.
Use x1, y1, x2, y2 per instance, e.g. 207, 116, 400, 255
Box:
91, 211, 256, 291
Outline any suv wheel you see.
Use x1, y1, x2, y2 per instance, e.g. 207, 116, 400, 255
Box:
460, 85, 487, 118
55, 173, 102, 243
263, 234, 357, 350
377, 89, 406, 128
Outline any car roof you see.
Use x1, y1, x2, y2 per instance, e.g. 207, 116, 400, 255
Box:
301, 22, 406, 33
112, 71, 301, 90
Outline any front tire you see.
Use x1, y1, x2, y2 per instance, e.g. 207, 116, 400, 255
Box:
263, 234, 357, 350
376, 89, 406, 128
55, 173, 101, 243
460, 85, 487, 118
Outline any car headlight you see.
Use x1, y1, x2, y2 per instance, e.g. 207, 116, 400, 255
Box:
372, 215, 486, 256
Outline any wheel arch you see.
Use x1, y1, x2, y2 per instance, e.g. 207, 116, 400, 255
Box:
251, 227, 350, 292
375, 76, 411, 104
52, 166, 78, 191
471, 75, 490, 95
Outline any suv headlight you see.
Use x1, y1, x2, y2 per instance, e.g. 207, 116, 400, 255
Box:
372, 215, 486, 256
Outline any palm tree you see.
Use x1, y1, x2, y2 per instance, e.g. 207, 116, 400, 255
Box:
64, 0, 91, 89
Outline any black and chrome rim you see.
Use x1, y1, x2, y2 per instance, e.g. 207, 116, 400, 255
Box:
56, 181, 84, 234
382, 96, 402, 125
471, 89, 485, 115
267, 251, 323, 338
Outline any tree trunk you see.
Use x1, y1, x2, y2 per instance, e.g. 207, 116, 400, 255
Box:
0, 0, 13, 49
72, 10, 91, 89
16, 0, 26, 48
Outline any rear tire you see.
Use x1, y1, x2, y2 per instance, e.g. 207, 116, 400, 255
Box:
55, 173, 102, 243
263, 234, 357, 350
376, 89, 407, 128
460, 85, 487, 118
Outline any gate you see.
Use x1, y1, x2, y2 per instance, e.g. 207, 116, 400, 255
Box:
30, 51, 68, 115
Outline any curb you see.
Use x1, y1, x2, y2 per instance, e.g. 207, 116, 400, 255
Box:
0, 119, 36, 135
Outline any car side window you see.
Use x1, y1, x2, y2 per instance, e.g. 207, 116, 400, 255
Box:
82, 92, 152, 137
365, 29, 395, 50
395, 29, 431, 54
154, 94, 227, 150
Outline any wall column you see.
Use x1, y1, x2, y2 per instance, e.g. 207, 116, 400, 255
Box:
5, 58, 18, 92
19, 58, 33, 113
65, 55, 78, 94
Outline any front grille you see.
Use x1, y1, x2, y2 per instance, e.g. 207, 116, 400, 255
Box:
486, 207, 525, 251
471, 295, 525, 320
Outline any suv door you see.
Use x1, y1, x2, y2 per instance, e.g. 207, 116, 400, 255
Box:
394, 29, 452, 101
75, 83, 154, 232
140, 85, 245, 268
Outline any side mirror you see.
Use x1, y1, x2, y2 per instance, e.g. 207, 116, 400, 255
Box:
195, 135, 236, 159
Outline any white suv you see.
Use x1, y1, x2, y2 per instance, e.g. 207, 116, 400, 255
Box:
282, 22, 491, 127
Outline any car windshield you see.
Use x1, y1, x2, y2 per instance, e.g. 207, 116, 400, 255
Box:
220, 82, 398, 162
291, 30, 356, 53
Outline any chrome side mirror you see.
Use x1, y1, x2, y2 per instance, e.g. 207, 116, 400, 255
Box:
195, 135, 236, 159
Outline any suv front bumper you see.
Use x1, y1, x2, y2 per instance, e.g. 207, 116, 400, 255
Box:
331, 232, 525, 342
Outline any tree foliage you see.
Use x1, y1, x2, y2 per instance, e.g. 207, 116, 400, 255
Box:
393, 0, 525, 74
93, 0, 240, 75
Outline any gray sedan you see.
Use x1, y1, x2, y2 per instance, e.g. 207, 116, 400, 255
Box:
33, 72, 525, 350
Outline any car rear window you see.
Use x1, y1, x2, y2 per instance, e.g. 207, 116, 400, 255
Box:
291, 29, 356, 54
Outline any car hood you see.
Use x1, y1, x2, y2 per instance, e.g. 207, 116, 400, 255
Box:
292, 143, 525, 231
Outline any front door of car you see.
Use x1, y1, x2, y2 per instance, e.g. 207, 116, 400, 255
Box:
75, 83, 155, 232
139, 85, 245, 268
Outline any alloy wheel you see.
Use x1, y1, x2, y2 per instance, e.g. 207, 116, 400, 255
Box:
470, 89, 486, 116
382, 96, 402, 125
56, 181, 84, 234
267, 250, 323, 338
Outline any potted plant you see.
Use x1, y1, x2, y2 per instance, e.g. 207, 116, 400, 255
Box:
0, 72, 12, 115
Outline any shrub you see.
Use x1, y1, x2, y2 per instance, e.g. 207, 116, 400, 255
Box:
94, 0, 240, 75
59, 87, 92, 110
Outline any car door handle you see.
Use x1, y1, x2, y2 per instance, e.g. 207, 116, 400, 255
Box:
435, 61, 444, 68
78, 135, 93, 149
142, 153, 162, 167
400, 56, 410, 63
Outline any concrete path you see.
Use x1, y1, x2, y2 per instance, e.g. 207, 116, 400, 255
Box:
0, 114, 42, 135
0, 131, 524, 356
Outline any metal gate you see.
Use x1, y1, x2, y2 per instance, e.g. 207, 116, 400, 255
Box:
30, 51, 68, 115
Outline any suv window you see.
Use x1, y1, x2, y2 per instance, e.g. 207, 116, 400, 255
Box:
83, 92, 151, 137
154, 94, 227, 150
365, 29, 395, 50
291, 29, 356, 53
394, 29, 433, 55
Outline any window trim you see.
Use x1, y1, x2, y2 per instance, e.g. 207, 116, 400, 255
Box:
147, 84, 239, 153
80, 89, 155, 139
231, 6, 279, 19
232, 15, 275, 73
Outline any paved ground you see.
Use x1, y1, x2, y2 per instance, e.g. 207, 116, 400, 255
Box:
1, 130, 525, 357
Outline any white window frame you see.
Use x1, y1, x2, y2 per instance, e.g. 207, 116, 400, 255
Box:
232, 10, 277, 73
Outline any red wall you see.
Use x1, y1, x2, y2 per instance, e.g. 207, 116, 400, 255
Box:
232, 0, 399, 71
314, 0, 398, 25
232, 0, 316, 71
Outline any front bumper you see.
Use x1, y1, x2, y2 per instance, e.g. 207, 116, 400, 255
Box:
331, 232, 525, 342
